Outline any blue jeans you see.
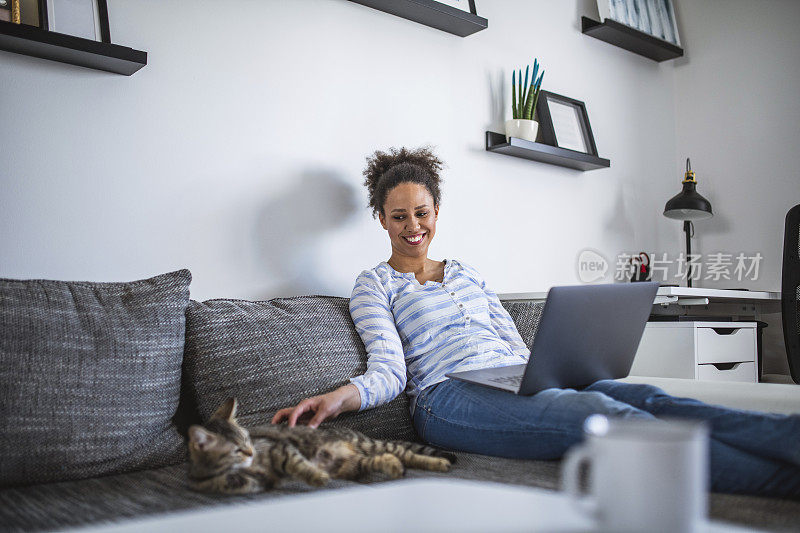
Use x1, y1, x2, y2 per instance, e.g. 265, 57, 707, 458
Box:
412, 379, 800, 498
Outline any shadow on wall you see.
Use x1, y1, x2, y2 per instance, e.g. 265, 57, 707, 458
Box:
486, 69, 506, 134
573, 0, 600, 30
604, 185, 636, 246
694, 209, 731, 236
692, 204, 731, 261
253, 170, 360, 299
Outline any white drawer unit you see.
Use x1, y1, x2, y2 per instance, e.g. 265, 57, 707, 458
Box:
630, 322, 758, 383
696, 361, 757, 382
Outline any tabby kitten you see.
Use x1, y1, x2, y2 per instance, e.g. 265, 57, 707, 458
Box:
187, 398, 455, 494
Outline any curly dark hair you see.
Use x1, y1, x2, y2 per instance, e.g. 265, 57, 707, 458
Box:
362, 146, 444, 219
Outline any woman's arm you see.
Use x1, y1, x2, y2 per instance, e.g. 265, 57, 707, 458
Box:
347, 272, 407, 409
272, 271, 407, 427
271, 384, 361, 428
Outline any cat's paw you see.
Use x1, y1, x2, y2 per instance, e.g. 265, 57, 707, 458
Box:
308, 471, 331, 487
432, 457, 451, 472
381, 454, 405, 478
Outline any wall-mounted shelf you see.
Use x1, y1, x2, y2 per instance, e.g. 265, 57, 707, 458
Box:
348, 0, 487, 37
581, 16, 683, 62
0, 20, 146, 75
485, 131, 610, 171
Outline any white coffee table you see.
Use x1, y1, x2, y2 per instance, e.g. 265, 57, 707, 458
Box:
75, 478, 756, 532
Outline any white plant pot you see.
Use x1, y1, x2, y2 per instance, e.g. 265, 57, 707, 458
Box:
505, 119, 539, 143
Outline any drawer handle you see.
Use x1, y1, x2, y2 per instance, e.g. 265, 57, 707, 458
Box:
711, 362, 741, 371
710, 327, 741, 335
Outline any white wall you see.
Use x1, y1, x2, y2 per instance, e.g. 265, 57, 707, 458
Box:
0, 0, 680, 300
672, 0, 800, 292
672, 0, 800, 374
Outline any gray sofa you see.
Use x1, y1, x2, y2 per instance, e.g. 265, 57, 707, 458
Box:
1, 270, 799, 532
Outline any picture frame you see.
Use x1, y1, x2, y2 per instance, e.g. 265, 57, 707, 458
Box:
45, 0, 110, 42
14, 0, 47, 28
535, 90, 599, 156
433, 0, 477, 15
596, 0, 680, 46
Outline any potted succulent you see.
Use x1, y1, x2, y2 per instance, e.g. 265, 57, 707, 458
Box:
505, 59, 545, 143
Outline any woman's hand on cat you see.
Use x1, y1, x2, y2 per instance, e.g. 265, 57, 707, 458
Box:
271, 384, 361, 429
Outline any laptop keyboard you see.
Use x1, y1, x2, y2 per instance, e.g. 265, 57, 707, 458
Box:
488, 375, 523, 386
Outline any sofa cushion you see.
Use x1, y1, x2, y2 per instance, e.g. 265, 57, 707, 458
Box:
501, 300, 545, 351
2, 454, 797, 533
183, 296, 418, 441
0, 270, 192, 488
0, 454, 553, 532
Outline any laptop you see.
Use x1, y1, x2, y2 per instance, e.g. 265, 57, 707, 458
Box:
446, 282, 659, 394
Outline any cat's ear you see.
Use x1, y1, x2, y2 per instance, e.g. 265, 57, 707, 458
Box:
188, 425, 216, 449
212, 397, 238, 421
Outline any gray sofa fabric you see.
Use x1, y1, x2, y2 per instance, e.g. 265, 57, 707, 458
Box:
2, 449, 799, 533
501, 300, 545, 351
2, 289, 799, 532
0, 270, 192, 488
183, 296, 417, 442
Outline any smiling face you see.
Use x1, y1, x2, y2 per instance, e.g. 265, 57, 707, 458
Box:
379, 182, 439, 261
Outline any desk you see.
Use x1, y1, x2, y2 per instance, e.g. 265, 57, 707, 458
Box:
500, 286, 780, 322
500, 286, 780, 308
499, 287, 782, 382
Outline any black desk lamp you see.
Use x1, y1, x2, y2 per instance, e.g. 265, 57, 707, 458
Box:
663, 158, 713, 287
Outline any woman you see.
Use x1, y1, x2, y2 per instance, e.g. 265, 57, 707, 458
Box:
273, 146, 800, 498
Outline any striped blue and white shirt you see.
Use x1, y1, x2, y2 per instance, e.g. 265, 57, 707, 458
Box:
348, 259, 530, 414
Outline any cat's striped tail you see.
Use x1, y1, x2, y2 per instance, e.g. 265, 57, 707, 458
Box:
390, 441, 457, 464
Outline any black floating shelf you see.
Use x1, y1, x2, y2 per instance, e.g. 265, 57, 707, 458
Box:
581, 16, 683, 62
349, 0, 487, 37
485, 131, 610, 171
0, 20, 146, 75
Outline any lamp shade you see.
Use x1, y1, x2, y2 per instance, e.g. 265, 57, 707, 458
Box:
663, 181, 713, 220
663, 158, 713, 221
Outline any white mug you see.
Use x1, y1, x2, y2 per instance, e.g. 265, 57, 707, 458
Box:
562, 415, 709, 533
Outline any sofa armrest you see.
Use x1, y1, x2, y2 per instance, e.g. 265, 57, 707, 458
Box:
618, 376, 800, 415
